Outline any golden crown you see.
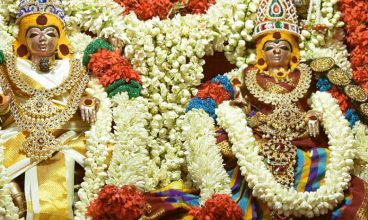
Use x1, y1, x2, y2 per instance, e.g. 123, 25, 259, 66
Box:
16, 0, 65, 25
253, 0, 300, 38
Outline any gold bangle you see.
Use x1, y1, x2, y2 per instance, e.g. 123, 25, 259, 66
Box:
0, 94, 10, 115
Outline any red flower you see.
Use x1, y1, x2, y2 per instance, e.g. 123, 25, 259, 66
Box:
189, 194, 243, 220
88, 49, 141, 87
196, 81, 231, 104
87, 185, 146, 220
350, 45, 368, 68
353, 66, 368, 88
340, 0, 368, 90
329, 87, 350, 112
185, 0, 216, 14
115, 0, 173, 20
114, 0, 216, 19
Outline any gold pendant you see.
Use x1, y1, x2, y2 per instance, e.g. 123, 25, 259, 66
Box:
21, 129, 61, 161
262, 137, 297, 187
260, 103, 306, 138
20, 93, 58, 117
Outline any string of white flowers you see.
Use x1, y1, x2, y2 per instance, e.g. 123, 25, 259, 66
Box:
216, 91, 355, 218
69, 33, 93, 57
107, 93, 160, 190
0, 14, 16, 53
352, 122, 368, 182
0, 142, 19, 220
300, 0, 344, 50
206, 0, 260, 69
74, 79, 112, 219
180, 109, 231, 203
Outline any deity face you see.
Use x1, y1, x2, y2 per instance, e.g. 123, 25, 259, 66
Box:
26, 26, 60, 58
263, 40, 292, 69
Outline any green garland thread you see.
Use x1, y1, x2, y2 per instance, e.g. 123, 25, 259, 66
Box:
82, 38, 114, 66
0, 50, 4, 64
106, 80, 142, 99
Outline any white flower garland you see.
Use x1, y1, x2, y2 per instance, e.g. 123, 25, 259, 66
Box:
352, 122, 368, 182
0, 142, 19, 220
216, 91, 355, 218
301, 0, 344, 49
107, 93, 160, 191
74, 79, 113, 219
180, 109, 231, 203
69, 33, 93, 58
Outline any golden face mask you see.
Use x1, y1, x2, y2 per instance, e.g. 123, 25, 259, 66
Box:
14, 14, 71, 59
263, 40, 292, 70
26, 26, 60, 58
255, 31, 300, 73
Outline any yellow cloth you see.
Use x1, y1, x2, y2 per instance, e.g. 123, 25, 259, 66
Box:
4, 131, 87, 220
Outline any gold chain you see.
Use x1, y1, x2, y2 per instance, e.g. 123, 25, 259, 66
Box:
0, 58, 89, 161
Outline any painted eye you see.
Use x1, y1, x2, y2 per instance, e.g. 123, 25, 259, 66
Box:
281, 46, 290, 51
265, 46, 273, 51
47, 33, 56, 37
29, 33, 38, 38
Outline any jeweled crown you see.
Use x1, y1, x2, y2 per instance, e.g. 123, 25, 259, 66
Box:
16, 0, 65, 24
253, 0, 300, 38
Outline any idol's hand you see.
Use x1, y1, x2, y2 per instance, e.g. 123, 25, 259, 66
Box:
0, 90, 12, 114
306, 110, 322, 138
79, 96, 100, 123
230, 85, 250, 114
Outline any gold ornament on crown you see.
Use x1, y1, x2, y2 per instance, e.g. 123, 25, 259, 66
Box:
253, 0, 300, 38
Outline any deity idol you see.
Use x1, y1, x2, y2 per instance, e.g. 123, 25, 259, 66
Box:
0, 0, 100, 218
167, 0, 368, 219
216, 0, 368, 218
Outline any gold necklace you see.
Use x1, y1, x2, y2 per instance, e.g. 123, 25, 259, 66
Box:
6, 53, 85, 118
264, 67, 291, 83
0, 58, 89, 161
245, 64, 312, 187
6, 53, 83, 97
246, 63, 312, 105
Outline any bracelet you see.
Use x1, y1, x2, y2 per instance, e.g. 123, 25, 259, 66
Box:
81, 97, 96, 108
0, 93, 10, 115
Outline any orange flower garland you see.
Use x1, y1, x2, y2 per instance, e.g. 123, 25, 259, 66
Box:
185, 0, 216, 14
329, 87, 350, 112
114, 0, 216, 20
340, 0, 368, 91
